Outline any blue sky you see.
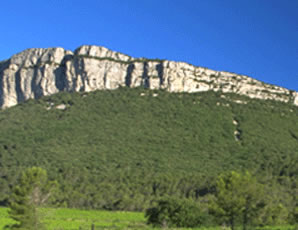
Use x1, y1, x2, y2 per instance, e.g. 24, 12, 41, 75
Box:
1, 0, 297, 91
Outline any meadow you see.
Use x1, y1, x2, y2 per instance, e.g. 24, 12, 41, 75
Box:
0, 207, 295, 230
0, 207, 217, 230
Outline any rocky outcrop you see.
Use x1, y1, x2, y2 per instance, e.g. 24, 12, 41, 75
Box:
0, 45, 297, 109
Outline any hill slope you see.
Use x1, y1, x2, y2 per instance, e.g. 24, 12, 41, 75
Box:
0, 88, 297, 210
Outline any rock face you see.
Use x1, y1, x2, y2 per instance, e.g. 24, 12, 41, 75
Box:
0, 45, 297, 109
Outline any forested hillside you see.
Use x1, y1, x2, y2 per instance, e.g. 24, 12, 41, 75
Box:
0, 88, 297, 219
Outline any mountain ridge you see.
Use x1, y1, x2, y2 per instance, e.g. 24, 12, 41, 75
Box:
0, 45, 297, 109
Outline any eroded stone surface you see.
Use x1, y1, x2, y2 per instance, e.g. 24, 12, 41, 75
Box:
0, 45, 297, 109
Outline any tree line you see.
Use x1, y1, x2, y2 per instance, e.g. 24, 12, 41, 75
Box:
6, 167, 298, 229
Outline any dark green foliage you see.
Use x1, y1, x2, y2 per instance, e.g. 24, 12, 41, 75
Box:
7, 167, 58, 230
146, 197, 208, 228
0, 87, 297, 220
210, 171, 266, 230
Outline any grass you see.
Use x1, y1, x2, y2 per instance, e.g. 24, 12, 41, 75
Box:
0, 207, 147, 230
41, 208, 146, 230
0, 207, 216, 230
0, 208, 16, 229
0, 207, 295, 230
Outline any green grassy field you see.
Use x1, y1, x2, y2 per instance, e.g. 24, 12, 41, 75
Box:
0, 207, 220, 230
0, 207, 295, 230
1, 207, 145, 230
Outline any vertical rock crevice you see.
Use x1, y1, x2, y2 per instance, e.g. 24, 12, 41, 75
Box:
15, 69, 26, 103
156, 62, 164, 87
31, 67, 43, 99
54, 54, 73, 92
54, 66, 66, 91
70, 56, 86, 92
142, 62, 150, 88
125, 63, 135, 87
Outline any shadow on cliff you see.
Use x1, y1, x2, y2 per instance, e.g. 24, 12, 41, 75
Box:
156, 62, 164, 87
125, 63, 135, 87
54, 54, 73, 91
31, 55, 73, 99
125, 61, 164, 89
15, 69, 26, 103
142, 62, 150, 88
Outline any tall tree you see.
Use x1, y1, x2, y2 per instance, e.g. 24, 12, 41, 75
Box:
240, 172, 265, 230
7, 167, 58, 230
210, 171, 265, 230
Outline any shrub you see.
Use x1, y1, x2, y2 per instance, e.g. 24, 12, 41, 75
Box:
145, 197, 208, 228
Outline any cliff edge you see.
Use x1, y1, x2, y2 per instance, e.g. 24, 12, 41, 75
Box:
0, 45, 297, 109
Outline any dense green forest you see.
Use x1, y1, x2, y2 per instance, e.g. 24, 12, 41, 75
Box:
0, 87, 297, 226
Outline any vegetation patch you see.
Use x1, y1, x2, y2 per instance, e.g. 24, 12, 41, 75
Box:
0, 88, 297, 227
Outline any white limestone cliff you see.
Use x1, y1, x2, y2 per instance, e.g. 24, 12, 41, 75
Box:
0, 45, 297, 109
